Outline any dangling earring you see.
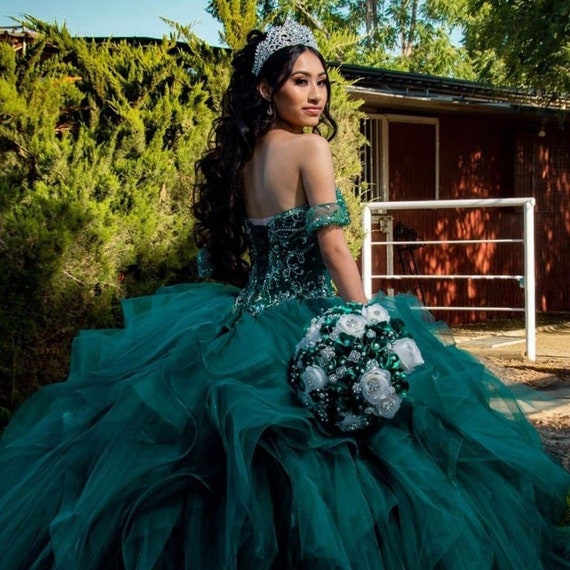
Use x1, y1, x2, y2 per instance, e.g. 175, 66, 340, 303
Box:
267, 104, 274, 117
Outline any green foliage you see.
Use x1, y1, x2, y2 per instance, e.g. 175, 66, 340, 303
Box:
0, 19, 220, 413
212, 0, 570, 92
393, 26, 477, 80
464, 0, 570, 94
207, 0, 259, 48
326, 68, 368, 257
255, 0, 473, 79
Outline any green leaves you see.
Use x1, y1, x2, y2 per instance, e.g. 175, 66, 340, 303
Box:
0, 18, 220, 413
464, 0, 570, 94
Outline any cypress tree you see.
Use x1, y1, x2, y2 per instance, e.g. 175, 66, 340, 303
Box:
0, 19, 219, 417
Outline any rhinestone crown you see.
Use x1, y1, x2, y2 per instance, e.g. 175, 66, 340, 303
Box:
252, 17, 318, 76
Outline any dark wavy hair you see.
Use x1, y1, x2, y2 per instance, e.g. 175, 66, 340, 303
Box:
193, 27, 337, 286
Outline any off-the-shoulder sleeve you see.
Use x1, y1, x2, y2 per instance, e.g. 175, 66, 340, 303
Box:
305, 189, 351, 233
196, 248, 213, 278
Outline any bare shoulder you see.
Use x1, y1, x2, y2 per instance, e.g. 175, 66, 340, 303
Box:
297, 133, 332, 155
296, 133, 334, 172
271, 131, 330, 154
297, 134, 336, 205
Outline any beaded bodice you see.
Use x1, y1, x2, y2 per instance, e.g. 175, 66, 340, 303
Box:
234, 190, 350, 315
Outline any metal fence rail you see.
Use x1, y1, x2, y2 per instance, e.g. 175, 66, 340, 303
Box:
361, 197, 537, 360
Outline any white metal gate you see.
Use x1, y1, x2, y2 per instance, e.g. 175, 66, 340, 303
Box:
361, 198, 537, 360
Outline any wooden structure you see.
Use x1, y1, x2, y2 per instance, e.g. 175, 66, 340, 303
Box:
341, 64, 570, 323
0, 26, 39, 54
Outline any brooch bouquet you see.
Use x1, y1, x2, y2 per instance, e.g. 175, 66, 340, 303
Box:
289, 302, 424, 433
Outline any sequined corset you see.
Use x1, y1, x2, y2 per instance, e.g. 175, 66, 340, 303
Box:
234, 190, 350, 315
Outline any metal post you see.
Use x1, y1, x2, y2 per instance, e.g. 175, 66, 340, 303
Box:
362, 206, 373, 300
523, 199, 536, 361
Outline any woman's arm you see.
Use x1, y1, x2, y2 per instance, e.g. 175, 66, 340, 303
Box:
297, 135, 368, 304
317, 225, 368, 303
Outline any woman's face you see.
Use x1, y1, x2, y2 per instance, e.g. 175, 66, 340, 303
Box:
270, 50, 328, 133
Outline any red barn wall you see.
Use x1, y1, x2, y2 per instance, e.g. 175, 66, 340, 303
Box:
366, 112, 569, 324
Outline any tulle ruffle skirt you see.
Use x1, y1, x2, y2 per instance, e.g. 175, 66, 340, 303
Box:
1, 283, 569, 569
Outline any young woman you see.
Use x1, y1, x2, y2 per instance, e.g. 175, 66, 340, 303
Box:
0, 17, 569, 570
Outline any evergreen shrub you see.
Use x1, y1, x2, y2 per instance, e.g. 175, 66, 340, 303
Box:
0, 21, 220, 418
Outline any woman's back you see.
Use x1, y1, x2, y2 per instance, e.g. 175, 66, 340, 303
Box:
237, 123, 356, 314
242, 130, 309, 220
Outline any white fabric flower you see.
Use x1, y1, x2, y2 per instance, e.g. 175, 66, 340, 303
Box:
301, 365, 328, 391
375, 393, 401, 419
359, 369, 393, 405
296, 321, 322, 352
305, 321, 322, 344
335, 314, 367, 338
362, 303, 390, 324
391, 338, 424, 372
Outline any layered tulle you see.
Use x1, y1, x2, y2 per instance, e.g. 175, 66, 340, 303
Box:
1, 283, 569, 569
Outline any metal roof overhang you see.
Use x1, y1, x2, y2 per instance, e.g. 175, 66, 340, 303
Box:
346, 85, 527, 116
340, 64, 569, 118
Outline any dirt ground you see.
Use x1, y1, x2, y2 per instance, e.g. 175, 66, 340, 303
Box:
452, 314, 570, 470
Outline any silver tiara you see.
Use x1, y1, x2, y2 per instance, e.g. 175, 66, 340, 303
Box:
252, 17, 318, 76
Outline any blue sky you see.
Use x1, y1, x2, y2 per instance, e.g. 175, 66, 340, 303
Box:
0, 0, 223, 45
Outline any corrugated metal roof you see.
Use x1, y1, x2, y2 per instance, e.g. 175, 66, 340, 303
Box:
340, 63, 569, 115
0, 26, 39, 39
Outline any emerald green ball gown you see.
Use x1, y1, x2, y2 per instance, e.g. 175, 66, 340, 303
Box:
1, 193, 569, 569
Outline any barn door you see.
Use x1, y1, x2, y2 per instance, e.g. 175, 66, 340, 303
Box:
360, 114, 439, 287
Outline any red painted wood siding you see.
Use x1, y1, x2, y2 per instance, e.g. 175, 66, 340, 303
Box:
365, 113, 570, 323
